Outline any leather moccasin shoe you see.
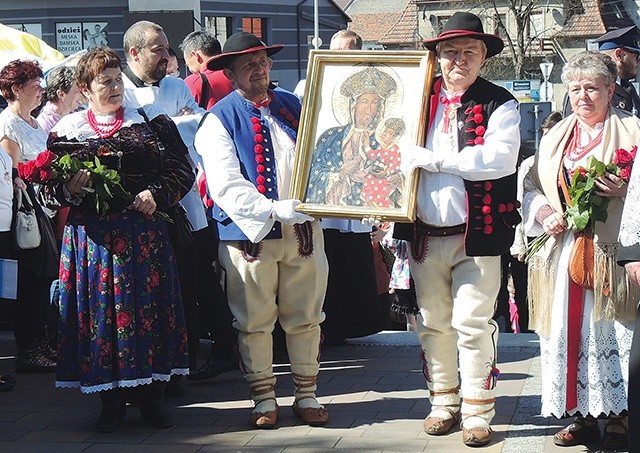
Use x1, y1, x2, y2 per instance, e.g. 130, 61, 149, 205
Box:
292, 402, 329, 427
462, 427, 492, 447
423, 411, 459, 435
250, 406, 279, 429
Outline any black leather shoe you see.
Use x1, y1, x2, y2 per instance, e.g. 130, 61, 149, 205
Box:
96, 391, 126, 433
139, 398, 174, 428
164, 378, 187, 397
187, 356, 239, 382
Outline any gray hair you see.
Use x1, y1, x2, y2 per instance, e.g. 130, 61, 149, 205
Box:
123, 20, 164, 61
561, 51, 617, 87
44, 66, 76, 102
180, 30, 222, 57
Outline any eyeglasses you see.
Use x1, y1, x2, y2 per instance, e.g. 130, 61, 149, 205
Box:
625, 49, 640, 61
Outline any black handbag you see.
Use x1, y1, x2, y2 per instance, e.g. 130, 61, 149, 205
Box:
166, 203, 194, 248
137, 107, 194, 248
35, 210, 60, 280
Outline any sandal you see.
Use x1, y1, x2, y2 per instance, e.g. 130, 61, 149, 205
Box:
602, 416, 628, 450
553, 415, 600, 446
0, 374, 17, 392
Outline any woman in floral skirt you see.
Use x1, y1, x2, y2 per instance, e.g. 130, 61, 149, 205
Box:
45, 48, 193, 432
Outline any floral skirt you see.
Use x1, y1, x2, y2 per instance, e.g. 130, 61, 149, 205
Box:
55, 210, 189, 393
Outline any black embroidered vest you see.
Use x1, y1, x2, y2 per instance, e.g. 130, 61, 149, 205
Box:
395, 77, 521, 257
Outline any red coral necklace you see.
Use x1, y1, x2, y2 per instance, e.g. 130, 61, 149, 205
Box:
87, 107, 124, 138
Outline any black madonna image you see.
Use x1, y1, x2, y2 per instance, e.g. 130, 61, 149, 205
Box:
291, 50, 434, 222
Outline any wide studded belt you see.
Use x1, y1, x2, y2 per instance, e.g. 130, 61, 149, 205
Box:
416, 220, 466, 237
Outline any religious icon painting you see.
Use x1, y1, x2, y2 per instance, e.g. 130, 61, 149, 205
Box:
291, 50, 435, 222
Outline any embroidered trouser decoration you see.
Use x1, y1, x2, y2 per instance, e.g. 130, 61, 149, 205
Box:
293, 221, 314, 257
240, 240, 262, 262
411, 229, 429, 263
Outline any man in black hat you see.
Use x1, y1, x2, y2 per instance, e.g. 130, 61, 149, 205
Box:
396, 11, 521, 447
194, 31, 329, 429
563, 25, 640, 117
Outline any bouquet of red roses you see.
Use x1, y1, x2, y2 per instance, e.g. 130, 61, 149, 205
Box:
524, 146, 636, 261
18, 150, 171, 222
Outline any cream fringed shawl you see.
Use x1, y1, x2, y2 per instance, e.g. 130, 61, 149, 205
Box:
525, 109, 640, 336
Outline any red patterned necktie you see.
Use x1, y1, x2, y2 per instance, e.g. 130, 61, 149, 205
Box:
440, 95, 461, 132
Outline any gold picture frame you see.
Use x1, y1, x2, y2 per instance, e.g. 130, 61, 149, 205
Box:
291, 49, 436, 222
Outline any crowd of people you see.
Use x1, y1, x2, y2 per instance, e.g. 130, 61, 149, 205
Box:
1, 11, 640, 450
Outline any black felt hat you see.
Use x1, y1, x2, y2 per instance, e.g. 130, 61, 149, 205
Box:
424, 12, 504, 58
594, 25, 640, 53
206, 32, 284, 71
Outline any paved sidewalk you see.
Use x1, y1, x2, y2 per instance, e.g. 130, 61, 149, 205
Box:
0, 331, 616, 452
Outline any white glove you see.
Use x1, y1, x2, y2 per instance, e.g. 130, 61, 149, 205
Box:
272, 199, 314, 225
400, 145, 442, 176
361, 217, 381, 228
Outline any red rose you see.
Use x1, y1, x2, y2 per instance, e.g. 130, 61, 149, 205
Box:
35, 150, 55, 168
17, 160, 38, 181
149, 270, 160, 286
116, 311, 131, 328
620, 166, 632, 181
614, 148, 634, 166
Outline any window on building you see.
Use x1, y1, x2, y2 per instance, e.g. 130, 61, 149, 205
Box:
527, 12, 544, 41
242, 17, 265, 39
205, 16, 232, 46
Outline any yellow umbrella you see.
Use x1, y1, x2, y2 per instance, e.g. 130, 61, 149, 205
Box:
0, 23, 65, 72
